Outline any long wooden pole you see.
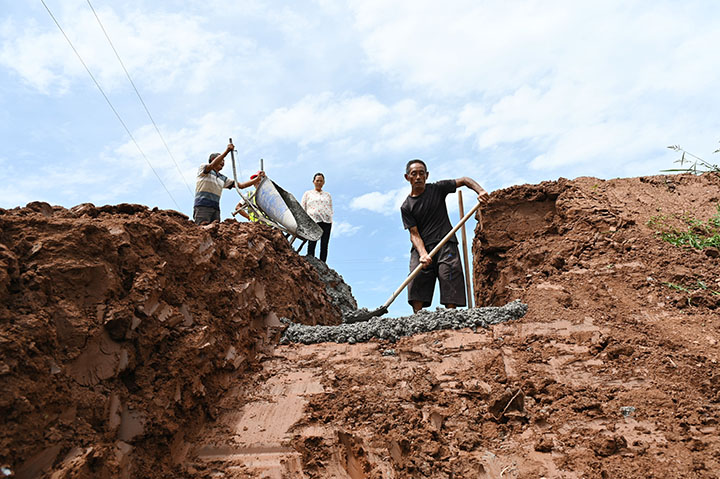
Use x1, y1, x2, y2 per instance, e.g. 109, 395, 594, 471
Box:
458, 190, 474, 308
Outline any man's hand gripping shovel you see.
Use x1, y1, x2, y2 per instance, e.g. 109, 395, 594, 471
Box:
345, 199, 485, 323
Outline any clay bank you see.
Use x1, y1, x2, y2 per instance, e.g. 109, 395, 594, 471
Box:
2, 172, 720, 478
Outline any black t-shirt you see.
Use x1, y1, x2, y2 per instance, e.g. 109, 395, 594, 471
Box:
401, 180, 457, 249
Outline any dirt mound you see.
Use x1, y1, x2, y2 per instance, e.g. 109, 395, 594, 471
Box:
3, 172, 720, 478
0, 203, 342, 478
463, 172, 720, 476
181, 173, 720, 478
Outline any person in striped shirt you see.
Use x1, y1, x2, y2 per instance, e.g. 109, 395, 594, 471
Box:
193, 142, 264, 224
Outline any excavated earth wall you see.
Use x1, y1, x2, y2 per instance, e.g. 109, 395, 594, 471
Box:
465, 173, 720, 477
0, 203, 341, 478
3, 172, 720, 478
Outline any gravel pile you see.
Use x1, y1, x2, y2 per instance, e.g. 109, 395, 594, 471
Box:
281, 300, 528, 344
303, 255, 358, 316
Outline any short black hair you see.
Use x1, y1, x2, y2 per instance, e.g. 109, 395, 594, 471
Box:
313, 172, 325, 180
208, 153, 221, 163
405, 159, 427, 174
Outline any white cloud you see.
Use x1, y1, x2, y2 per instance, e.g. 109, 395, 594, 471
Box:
0, 151, 146, 209
349, 188, 406, 215
374, 100, 452, 152
349, 0, 720, 176
350, 0, 567, 96
258, 92, 389, 145
0, 3, 231, 95
332, 220, 361, 238
257, 94, 453, 153
350, 1, 720, 97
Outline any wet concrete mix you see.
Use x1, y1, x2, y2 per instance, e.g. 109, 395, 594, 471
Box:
282, 300, 527, 344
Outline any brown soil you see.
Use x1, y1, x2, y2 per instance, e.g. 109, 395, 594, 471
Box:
2, 173, 720, 478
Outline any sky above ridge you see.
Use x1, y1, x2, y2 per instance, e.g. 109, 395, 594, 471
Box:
2, 0, 719, 317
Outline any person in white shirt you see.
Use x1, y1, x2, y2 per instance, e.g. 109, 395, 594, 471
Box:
301, 172, 333, 262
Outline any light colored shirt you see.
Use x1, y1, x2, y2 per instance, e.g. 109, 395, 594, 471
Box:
194, 165, 234, 209
301, 189, 333, 223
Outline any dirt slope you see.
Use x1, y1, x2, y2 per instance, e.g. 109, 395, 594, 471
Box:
0, 203, 341, 478
2, 172, 720, 478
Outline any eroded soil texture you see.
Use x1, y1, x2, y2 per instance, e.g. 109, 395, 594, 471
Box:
0, 204, 341, 478
3, 172, 720, 478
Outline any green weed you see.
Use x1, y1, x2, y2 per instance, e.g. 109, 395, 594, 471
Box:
647, 204, 720, 250
665, 145, 720, 175
662, 280, 720, 296
662, 282, 690, 292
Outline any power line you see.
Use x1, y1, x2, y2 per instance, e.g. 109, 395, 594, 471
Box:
39, 0, 181, 210
85, 0, 194, 198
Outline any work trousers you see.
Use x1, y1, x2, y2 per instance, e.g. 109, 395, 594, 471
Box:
407, 242, 466, 307
307, 221, 332, 262
193, 206, 220, 225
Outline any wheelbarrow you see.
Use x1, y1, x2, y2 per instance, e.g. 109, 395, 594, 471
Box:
234, 177, 322, 248
228, 139, 322, 248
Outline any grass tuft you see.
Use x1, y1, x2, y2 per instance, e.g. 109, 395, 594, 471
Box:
648, 204, 720, 250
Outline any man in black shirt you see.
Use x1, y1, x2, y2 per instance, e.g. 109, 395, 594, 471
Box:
400, 159, 489, 313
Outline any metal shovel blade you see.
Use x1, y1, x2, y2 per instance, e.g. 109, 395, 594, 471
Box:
343, 306, 388, 324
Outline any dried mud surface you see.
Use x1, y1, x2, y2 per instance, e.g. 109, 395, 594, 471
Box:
3, 173, 720, 478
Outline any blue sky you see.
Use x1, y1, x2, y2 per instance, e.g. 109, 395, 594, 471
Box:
2, 1, 719, 317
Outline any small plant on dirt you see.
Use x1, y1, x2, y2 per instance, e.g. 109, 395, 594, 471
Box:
665, 145, 720, 175
662, 280, 720, 305
663, 282, 691, 293
647, 204, 720, 250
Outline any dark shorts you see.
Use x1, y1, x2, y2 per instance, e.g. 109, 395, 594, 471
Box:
407, 242, 466, 308
193, 206, 220, 225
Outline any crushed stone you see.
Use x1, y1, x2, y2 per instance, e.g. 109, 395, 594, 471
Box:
303, 255, 358, 316
281, 300, 528, 344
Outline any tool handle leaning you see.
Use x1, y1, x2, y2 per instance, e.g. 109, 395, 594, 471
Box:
381, 201, 483, 310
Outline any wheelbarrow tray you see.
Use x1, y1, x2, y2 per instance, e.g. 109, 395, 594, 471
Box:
254, 177, 323, 242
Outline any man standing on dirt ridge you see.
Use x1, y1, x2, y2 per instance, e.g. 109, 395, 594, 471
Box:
193, 141, 264, 224
401, 159, 489, 314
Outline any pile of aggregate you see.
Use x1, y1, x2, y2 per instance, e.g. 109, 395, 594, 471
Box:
302, 255, 358, 316
281, 299, 527, 344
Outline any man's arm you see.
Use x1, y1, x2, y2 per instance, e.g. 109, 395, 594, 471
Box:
203, 143, 234, 174
456, 177, 490, 204
409, 226, 432, 268
234, 170, 265, 189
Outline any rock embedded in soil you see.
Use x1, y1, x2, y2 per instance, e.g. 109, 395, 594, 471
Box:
281, 300, 528, 344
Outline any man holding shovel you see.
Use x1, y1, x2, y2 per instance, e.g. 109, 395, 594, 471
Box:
401, 159, 489, 313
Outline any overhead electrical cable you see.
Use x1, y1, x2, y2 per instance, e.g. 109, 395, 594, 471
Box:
40, 0, 181, 210
85, 0, 194, 197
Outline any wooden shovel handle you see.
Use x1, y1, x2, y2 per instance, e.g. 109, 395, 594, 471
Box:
381, 201, 483, 310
